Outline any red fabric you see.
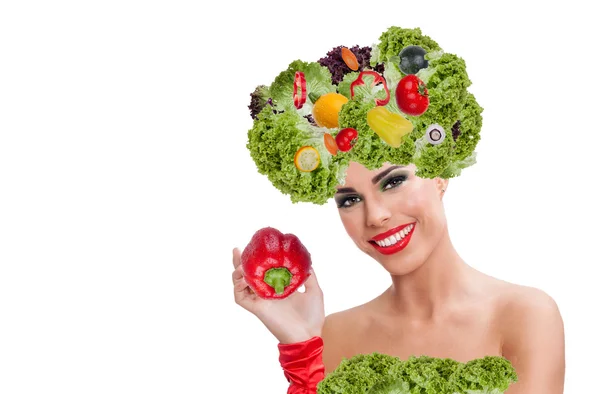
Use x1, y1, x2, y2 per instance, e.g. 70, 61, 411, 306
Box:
278, 336, 325, 394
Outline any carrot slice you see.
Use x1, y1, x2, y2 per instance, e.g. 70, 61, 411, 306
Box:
341, 47, 359, 71
323, 133, 338, 155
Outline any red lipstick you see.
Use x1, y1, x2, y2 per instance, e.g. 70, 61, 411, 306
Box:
371, 222, 414, 241
369, 222, 416, 256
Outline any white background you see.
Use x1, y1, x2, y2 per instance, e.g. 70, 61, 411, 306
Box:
1, 1, 598, 393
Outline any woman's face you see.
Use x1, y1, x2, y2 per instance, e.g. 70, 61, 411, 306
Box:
335, 161, 448, 275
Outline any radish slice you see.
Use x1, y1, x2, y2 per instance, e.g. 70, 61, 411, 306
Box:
425, 124, 446, 145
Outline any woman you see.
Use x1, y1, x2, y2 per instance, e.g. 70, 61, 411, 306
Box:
236, 27, 565, 393
232, 162, 565, 393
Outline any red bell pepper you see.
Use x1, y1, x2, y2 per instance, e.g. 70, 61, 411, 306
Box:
293, 71, 307, 109
241, 227, 312, 299
350, 70, 390, 106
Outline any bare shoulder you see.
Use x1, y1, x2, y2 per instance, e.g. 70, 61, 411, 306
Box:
321, 305, 369, 375
494, 282, 563, 329
493, 282, 565, 393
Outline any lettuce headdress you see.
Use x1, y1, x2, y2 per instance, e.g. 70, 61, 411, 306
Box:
247, 27, 483, 205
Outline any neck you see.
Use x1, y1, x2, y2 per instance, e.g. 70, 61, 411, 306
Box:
385, 226, 470, 320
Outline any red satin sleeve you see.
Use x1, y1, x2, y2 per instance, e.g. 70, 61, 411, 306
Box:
278, 336, 325, 394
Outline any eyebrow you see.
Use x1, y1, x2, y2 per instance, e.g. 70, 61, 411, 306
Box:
371, 165, 404, 184
335, 166, 405, 194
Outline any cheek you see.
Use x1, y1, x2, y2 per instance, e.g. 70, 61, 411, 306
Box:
340, 213, 362, 240
396, 192, 427, 219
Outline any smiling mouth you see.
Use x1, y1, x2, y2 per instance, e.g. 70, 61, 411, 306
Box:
370, 223, 415, 247
368, 223, 416, 255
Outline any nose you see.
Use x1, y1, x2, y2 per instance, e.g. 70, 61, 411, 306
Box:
365, 198, 391, 228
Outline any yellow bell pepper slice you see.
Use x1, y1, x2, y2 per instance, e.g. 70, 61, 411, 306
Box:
366, 106, 413, 148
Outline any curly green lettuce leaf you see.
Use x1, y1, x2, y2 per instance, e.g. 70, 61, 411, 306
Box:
366, 376, 411, 394
269, 60, 336, 115
383, 61, 403, 90
416, 53, 472, 132
317, 353, 403, 394
412, 131, 455, 179
425, 49, 445, 62
439, 151, 477, 178
382, 61, 403, 115
370, 42, 382, 66
247, 106, 348, 204
386, 356, 455, 393
371, 27, 442, 67
448, 356, 518, 394
319, 352, 515, 394
337, 71, 360, 99
454, 91, 483, 161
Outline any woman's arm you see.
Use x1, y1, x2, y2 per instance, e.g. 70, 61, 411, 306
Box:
501, 288, 565, 394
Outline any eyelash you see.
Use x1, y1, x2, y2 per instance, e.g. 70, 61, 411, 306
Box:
381, 175, 407, 191
336, 175, 407, 209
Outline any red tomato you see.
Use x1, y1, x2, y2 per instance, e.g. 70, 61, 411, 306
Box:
335, 128, 358, 152
395, 75, 429, 116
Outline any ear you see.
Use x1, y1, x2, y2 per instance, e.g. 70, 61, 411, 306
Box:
435, 177, 449, 198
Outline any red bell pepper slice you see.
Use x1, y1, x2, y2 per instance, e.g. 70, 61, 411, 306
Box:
350, 70, 390, 106
293, 71, 307, 109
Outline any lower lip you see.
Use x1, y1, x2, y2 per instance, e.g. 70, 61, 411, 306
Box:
370, 226, 415, 255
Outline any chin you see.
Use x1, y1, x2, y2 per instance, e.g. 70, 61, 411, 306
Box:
379, 254, 426, 276
365, 239, 430, 276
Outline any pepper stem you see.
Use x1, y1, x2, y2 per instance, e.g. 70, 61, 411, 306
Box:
264, 267, 293, 295
308, 92, 320, 104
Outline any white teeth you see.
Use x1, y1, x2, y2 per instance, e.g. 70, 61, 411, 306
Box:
373, 224, 415, 248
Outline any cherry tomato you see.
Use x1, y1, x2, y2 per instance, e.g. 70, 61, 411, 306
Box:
335, 128, 358, 152
395, 75, 429, 116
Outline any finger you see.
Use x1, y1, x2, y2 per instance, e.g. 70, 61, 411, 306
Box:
232, 264, 243, 283
234, 276, 250, 293
232, 247, 242, 269
233, 275, 251, 302
234, 279, 259, 312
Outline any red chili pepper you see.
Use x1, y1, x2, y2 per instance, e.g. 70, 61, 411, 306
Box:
241, 227, 312, 299
350, 70, 390, 106
293, 71, 307, 109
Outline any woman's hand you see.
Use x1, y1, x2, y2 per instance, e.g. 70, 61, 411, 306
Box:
231, 247, 325, 344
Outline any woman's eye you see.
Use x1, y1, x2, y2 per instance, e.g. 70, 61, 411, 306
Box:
382, 175, 406, 190
337, 195, 361, 208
